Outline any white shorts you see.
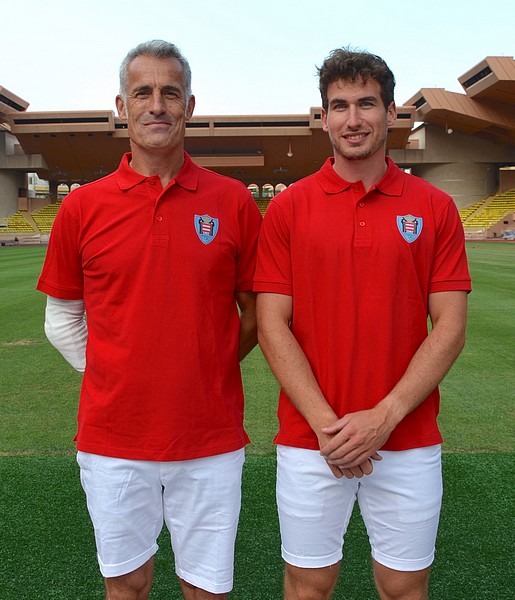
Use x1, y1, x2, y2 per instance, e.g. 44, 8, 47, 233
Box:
276, 444, 442, 572
77, 449, 244, 594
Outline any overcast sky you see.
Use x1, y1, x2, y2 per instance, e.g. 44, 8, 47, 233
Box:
2, 0, 513, 116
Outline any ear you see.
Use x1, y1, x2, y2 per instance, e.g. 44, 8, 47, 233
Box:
116, 95, 127, 120
185, 95, 195, 121
386, 102, 397, 127
321, 108, 329, 133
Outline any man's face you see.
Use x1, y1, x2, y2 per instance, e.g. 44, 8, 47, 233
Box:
321, 77, 396, 162
116, 55, 195, 155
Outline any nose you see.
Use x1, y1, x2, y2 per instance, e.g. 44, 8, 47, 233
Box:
346, 105, 362, 129
149, 90, 166, 115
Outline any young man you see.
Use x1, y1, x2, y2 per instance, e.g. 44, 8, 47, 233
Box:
37, 40, 262, 600
254, 48, 471, 600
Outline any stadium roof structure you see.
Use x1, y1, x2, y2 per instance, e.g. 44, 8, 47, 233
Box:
405, 56, 515, 146
1, 100, 413, 186
1, 55, 514, 187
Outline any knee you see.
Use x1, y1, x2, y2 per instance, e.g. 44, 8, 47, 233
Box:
105, 559, 154, 600
374, 563, 430, 600
284, 563, 339, 600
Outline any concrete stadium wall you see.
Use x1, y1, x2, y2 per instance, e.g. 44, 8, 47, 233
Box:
410, 162, 498, 208
0, 170, 24, 218
420, 126, 515, 164
500, 170, 515, 193
392, 124, 515, 208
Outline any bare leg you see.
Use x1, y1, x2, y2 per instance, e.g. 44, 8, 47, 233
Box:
373, 561, 431, 600
179, 577, 228, 599
284, 562, 341, 600
104, 557, 154, 600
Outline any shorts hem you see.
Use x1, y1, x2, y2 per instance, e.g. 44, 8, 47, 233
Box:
372, 549, 435, 572
99, 543, 158, 578
281, 546, 342, 569
176, 568, 233, 595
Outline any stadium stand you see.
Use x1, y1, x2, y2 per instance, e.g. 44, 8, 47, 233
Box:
255, 199, 270, 216
31, 201, 62, 233
459, 199, 488, 223
0, 210, 35, 233
462, 189, 515, 230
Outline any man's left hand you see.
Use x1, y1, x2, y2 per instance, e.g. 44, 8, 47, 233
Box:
319, 405, 394, 468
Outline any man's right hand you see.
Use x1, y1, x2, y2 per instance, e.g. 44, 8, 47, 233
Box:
318, 431, 379, 479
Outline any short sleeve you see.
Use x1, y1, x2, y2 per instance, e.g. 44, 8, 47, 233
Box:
36, 199, 84, 300
429, 198, 472, 294
253, 198, 293, 296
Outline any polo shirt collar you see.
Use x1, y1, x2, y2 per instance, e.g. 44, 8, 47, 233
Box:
317, 156, 404, 197
173, 152, 199, 192
115, 151, 199, 191
375, 157, 404, 197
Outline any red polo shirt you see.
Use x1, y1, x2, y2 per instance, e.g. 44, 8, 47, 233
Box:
38, 152, 262, 461
254, 157, 471, 451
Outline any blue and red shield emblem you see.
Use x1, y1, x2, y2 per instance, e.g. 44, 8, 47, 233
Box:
396, 214, 423, 243
195, 214, 219, 245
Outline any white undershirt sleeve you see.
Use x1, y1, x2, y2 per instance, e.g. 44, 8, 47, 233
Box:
44, 296, 87, 373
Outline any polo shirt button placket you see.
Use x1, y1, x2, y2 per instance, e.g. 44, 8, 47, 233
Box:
357, 196, 366, 227
152, 204, 168, 246
355, 191, 371, 246
152, 179, 165, 228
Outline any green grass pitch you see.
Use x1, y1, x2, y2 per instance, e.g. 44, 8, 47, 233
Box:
0, 242, 513, 598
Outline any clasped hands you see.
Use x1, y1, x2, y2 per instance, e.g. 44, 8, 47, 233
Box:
318, 405, 394, 479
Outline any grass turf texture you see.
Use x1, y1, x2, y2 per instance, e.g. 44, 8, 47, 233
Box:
1, 455, 512, 599
0, 242, 513, 598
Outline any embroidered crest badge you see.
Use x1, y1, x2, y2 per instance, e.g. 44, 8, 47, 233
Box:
396, 214, 423, 243
195, 214, 219, 245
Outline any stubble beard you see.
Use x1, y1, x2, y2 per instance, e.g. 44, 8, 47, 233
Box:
329, 129, 387, 162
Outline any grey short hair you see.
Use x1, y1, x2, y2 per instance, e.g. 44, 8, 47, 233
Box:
119, 40, 192, 101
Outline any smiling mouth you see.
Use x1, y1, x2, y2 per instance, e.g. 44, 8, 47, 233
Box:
344, 133, 368, 141
144, 120, 173, 127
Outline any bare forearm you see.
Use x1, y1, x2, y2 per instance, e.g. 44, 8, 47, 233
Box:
379, 307, 467, 427
257, 294, 336, 432
258, 292, 382, 478
322, 291, 468, 467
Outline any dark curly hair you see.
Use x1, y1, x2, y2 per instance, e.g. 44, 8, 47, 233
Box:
318, 47, 395, 111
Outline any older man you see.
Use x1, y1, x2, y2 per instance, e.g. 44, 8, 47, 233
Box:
38, 40, 261, 600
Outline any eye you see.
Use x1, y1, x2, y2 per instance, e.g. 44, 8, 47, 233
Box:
163, 87, 181, 100
133, 89, 150, 99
